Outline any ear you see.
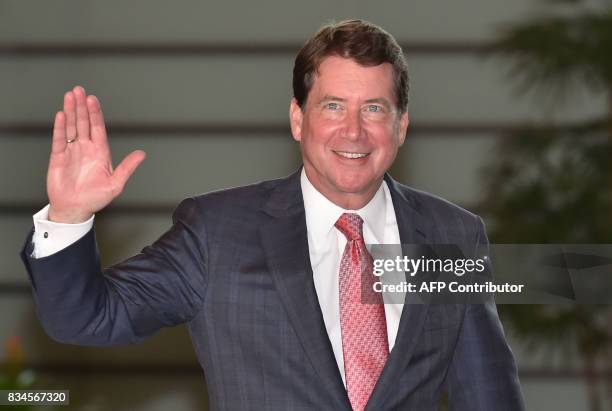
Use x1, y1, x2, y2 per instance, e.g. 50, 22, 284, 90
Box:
398, 111, 409, 146
289, 98, 304, 142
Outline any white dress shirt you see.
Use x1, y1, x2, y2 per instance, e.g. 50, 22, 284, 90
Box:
31, 170, 404, 386
300, 169, 403, 386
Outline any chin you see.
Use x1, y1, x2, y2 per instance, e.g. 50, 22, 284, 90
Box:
332, 175, 376, 195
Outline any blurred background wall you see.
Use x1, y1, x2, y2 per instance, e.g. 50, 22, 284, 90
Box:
0, 0, 609, 409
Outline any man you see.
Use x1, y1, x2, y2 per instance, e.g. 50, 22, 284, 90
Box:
20, 20, 524, 410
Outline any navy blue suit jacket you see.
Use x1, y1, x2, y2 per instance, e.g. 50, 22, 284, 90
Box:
20, 169, 524, 410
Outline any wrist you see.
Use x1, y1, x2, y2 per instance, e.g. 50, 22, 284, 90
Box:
48, 206, 93, 224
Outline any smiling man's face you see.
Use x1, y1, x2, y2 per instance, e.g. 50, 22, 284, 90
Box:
290, 55, 409, 209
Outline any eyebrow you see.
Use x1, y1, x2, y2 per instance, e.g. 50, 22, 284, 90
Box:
363, 98, 392, 110
318, 95, 346, 104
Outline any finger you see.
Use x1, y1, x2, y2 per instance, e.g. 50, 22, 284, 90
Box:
111, 150, 146, 195
64, 91, 77, 141
51, 111, 67, 154
74, 85, 90, 141
87, 95, 108, 145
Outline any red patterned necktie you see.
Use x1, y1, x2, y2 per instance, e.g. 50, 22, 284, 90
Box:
335, 213, 389, 411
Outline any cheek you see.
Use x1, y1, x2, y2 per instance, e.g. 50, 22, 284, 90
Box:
369, 126, 401, 151
303, 122, 339, 148
371, 141, 401, 168
314, 117, 343, 134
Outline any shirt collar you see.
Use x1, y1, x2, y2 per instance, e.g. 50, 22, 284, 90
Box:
300, 168, 387, 248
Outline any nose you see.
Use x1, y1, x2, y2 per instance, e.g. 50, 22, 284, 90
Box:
343, 109, 362, 141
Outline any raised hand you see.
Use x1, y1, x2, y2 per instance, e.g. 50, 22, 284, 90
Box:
47, 86, 146, 223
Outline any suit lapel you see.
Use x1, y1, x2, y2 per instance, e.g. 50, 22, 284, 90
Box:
365, 175, 432, 410
258, 170, 352, 410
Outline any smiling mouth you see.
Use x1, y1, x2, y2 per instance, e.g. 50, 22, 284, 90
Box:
333, 151, 370, 159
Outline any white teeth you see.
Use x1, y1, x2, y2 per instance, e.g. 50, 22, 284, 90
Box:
336, 151, 368, 159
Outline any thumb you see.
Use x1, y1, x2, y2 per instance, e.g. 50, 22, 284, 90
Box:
111, 150, 146, 194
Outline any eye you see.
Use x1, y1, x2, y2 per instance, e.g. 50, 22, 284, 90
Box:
326, 102, 341, 110
365, 104, 383, 112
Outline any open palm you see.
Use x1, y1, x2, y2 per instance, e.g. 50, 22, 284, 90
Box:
47, 86, 146, 223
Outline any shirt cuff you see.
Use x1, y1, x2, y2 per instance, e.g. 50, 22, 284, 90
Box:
31, 204, 95, 258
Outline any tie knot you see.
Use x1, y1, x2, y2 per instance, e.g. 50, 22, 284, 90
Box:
335, 213, 364, 241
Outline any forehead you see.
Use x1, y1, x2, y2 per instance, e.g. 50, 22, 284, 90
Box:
310, 55, 395, 100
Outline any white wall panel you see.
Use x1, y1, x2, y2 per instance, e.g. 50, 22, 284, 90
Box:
521, 380, 589, 411
0, 134, 302, 204
1, 0, 541, 42
392, 134, 500, 206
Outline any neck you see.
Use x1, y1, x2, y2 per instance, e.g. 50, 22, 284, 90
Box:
303, 168, 382, 210
331, 190, 378, 210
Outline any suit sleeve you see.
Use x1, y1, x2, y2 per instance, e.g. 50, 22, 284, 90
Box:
19, 197, 208, 346
446, 216, 525, 411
